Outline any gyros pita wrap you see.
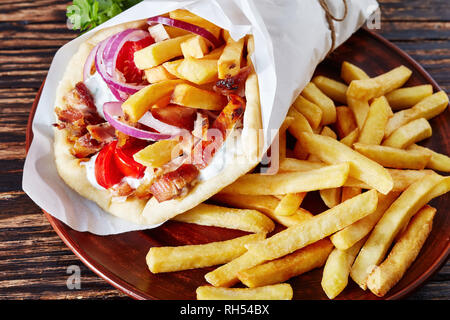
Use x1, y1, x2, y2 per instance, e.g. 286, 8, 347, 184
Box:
54, 19, 262, 226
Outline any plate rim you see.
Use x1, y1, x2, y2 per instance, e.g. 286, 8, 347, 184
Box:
25, 27, 449, 300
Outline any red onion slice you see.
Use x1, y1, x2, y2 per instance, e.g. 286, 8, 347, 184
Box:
103, 102, 173, 141
83, 42, 99, 81
138, 111, 186, 137
95, 29, 150, 101
147, 16, 222, 48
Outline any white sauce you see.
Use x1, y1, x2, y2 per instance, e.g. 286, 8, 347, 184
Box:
198, 129, 243, 181
80, 153, 106, 191
84, 72, 118, 119
122, 169, 152, 189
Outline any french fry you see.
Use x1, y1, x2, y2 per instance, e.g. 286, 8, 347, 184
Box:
407, 144, 450, 172
301, 82, 337, 125
341, 186, 362, 203
293, 140, 309, 160
205, 250, 261, 287
162, 59, 184, 78
330, 192, 399, 250
173, 203, 275, 234
218, 34, 245, 79
313, 125, 323, 134
274, 193, 307, 216
220, 163, 350, 195
344, 168, 436, 192
357, 96, 392, 145
169, 9, 221, 38
318, 133, 342, 206
147, 233, 265, 273
353, 143, 432, 170
122, 79, 184, 122
394, 177, 449, 237
424, 176, 450, 203
382, 118, 432, 149
340, 128, 359, 147
133, 139, 180, 168
341, 61, 370, 84
346, 66, 412, 101
134, 34, 193, 69
164, 25, 192, 38
309, 126, 336, 163
279, 159, 434, 192
278, 116, 294, 161
238, 239, 333, 288
203, 45, 225, 60
350, 174, 444, 289
211, 193, 313, 228
180, 35, 209, 58
312, 75, 348, 104
401, 178, 449, 243
384, 91, 449, 137
341, 61, 370, 129
321, 126, 337, 139
206, 190, 378, 287
279, 157, 324, 172
150, 94, 172, 109
170, 83, 226, 110
196, 284, 293, 300
176, 58, 219, 85
320, 187, 342, 208
366, 205, 436, 297
299, 132, 393, 194
292, 95, 323, 129
321, 237, 367, 299
246, 190, 378, 262
336, 106, 357, 139
144, 65, 177, 83
287, 107, 314, 139
385, 85, 433, 110
347, 97, 370, 131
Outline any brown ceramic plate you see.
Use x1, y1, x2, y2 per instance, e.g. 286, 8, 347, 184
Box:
26, 28, 449, 300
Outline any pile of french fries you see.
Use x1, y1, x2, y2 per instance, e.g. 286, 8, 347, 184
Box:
145, 61, 450, 300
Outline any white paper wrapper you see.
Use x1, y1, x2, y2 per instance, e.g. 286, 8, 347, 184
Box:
23, 0, 379, 235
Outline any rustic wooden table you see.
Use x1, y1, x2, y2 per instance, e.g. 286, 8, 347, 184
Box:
0, 0, 448, 300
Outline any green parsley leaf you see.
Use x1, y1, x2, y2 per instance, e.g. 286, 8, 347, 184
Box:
66, 0, 143, 32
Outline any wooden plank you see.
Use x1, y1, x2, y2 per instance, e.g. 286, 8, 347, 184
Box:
381, 1, 450, 22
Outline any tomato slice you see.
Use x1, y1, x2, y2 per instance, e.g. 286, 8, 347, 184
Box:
95, 141, 124, 189
114, 144, 146, 179
116, 36, 154, 84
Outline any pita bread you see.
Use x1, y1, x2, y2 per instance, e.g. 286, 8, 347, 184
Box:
54, 21, 263, 226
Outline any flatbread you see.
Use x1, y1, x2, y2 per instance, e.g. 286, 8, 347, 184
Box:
54, 21, 263, 226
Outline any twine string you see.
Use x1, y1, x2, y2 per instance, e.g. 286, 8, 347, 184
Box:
318, 0, 348, 55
